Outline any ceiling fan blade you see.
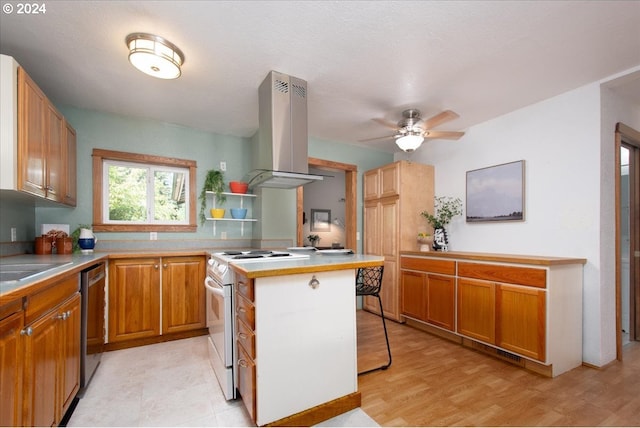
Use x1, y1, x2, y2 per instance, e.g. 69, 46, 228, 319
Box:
372, 118, 400, 130
359, 134, 398, 142
424, 130, 465, 140
423, 110, 459, 129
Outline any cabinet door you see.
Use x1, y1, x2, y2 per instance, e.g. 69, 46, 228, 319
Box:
496, 284, 546, 361
426, 274, 455, 331
59, 293, 81, 416
108, 258, 161, 343
44, 102, 63, 202
363, 201, 380, 255
379, 162, 399, 198
162, 256, 206, 334
23, 309, 59, 427
0, 310, 24, 427
61, 122, 77, 206
363, 169, 379, 201
17, 67, 46, 198
380, 199, 398, 259
457, 278, 495, 344
401, 270, 426, 321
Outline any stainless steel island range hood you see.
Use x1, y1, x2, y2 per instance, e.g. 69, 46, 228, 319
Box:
244, 71, 323, 189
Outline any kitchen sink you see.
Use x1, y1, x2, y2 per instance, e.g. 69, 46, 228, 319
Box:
0, 262, 73, 283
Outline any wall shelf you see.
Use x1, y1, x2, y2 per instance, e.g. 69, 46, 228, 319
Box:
205, 191, 257, 236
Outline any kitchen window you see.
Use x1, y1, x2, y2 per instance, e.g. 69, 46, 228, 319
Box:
92, 149, 197, 232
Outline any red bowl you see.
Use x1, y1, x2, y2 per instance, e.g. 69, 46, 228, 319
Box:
229, 181, 248, 194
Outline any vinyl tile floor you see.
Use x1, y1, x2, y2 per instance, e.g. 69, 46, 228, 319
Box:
67, 335, 379, 427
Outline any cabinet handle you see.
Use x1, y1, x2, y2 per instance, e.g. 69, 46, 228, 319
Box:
154, 264, 159, 269
309, 275, 320, 290
238, 307, 246, 313
57, 311, 69, 321
238, 359, 248, 368
20, 327, 33, 336
163, 264, 168, 268
238, 333, 248, 340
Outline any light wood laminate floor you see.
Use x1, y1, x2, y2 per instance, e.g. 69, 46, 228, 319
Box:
357, 310, 640, 427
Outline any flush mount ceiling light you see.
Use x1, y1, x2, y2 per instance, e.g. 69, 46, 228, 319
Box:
395, 132, 424, 152
126, 33, 184, 79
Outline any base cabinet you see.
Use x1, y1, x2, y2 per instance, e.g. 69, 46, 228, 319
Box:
401, 252, 584, 377
108, 256, 205, 344
0, 302, 24, 427
19, 273, 81, 427
234, 269, 358, 426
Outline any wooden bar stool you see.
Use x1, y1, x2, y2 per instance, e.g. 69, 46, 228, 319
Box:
356, 266, 392, 375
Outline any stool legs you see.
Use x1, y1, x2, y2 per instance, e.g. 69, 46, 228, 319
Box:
358, 294, 392, 375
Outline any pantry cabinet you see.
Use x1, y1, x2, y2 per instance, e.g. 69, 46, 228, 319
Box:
400, 252, 585, 377
0, 54, 76, 206
108, 256, 205, 344
22, 273, 81, 427
363, 161, 434, 322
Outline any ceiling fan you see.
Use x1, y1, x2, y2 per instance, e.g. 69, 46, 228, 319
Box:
362, 109, 465, 152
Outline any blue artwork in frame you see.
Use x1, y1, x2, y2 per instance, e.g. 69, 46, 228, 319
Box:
466, 160, 525, 222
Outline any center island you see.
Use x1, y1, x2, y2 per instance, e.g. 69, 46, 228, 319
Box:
230, 252, 384, 427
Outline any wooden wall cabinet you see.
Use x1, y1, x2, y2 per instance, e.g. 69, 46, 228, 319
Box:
401, 252, 585, 377
0, 55, 76, 206
108, 256, 205, 344
363, 161, 434, 322
21, 273, 81, 427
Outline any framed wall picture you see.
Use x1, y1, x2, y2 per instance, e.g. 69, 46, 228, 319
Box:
466, 160, 525, 222
311, 209, 331, 231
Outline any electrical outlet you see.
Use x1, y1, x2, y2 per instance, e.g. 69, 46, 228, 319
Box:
150, 232, 157, 240
10, 227, 17, 242
356, 232, 360, 241
220, 161, 227, 171
221, 231, 227, 240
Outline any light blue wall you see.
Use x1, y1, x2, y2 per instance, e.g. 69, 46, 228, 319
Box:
28, 107, 392, 250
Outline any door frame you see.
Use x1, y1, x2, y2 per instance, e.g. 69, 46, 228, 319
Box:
296, 158, 358, 249
615, 122, 640, 360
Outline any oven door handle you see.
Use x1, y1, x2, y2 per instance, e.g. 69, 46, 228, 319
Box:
204, 277, 226, 297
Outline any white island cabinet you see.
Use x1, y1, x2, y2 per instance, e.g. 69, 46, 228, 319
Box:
232, 254, 383, 426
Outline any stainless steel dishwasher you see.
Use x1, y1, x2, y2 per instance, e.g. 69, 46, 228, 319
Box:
79, 262, 106, 397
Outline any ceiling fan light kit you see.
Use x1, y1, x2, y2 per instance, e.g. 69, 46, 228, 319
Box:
126, 33, 184, 79
396, 133, 424, 152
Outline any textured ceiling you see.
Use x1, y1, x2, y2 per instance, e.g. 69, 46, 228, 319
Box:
1, 1, 639, 153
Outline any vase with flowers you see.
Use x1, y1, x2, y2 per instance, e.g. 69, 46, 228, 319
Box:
420, 196, 463, 251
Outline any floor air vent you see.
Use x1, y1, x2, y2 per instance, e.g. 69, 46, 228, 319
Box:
464, 339, 525, 367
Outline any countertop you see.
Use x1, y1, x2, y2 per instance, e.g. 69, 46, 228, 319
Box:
0, 253, 108, 305
230, 253, 384, 279
400, 250, 587, 266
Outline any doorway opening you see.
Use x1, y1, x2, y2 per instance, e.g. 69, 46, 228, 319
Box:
616, 123, 640, 361
296, 158, 357, 250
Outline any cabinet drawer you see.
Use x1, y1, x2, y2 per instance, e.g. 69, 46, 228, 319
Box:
236, 317, 255, 360
236, 293, 255, 329
237, 343, 256, 421
236, 275, 254, 301
25, 274, 79, 324
401, 257, 456, 275
0, 299, 23, 321
458, 262, 546, 288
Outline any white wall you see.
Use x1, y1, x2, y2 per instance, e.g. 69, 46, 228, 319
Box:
404, 76, 638, 366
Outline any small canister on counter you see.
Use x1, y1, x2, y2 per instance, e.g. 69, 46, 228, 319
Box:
56, 237, 73, 254
35, 236, 53, 254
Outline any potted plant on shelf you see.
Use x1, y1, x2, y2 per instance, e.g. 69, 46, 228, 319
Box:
199, 169, 227, 225
420, 196, 463, 251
